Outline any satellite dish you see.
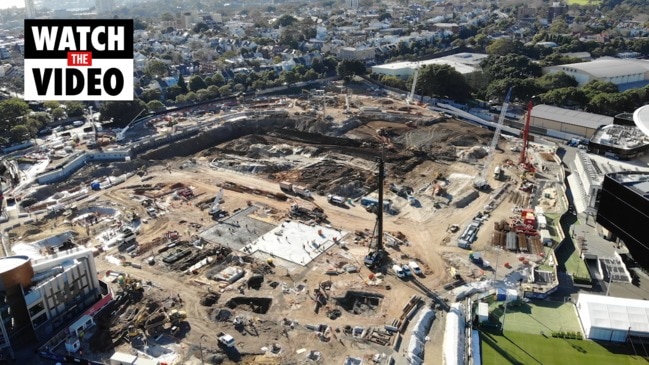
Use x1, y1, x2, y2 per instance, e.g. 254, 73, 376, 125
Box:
633, 105, 649, 137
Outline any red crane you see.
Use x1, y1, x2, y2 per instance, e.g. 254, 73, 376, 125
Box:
519, 99, 535, 170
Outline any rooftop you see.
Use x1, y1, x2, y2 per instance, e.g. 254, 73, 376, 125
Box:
550, 58, 649, 79
371, 52, 488, 75
532, 105, 613, 129
610, 171, 649, 196
578, 292, 649, 333
590, 124, 649, 150
634, 105, 649, 138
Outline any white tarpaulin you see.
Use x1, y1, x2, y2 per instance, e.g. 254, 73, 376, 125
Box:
443, 303, 465, 365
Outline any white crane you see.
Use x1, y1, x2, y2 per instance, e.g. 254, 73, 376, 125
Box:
474, 87, 513, 190
406, 65, 420, 105
116, 109, 147, 142
208, 188, 224, 215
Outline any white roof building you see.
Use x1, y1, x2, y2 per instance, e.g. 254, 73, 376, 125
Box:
576, 293, 649, 342
371, 52, 488, 79
543, 57, 649, 89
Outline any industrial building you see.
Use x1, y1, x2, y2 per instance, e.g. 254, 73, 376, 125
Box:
370, 52, 487, 80
589, 125, 649, 160
526, 104, 613, 139
567, 150, 649, 214
576, 293, 649, 342
0, 248, 104, 357
543, 57, 649, 90
596, 172, 649, 271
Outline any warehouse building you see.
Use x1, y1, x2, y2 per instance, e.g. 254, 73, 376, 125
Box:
0, 248, 104, 356
577, 293, 649, 342
526, 104, 613, 139
543, 57, 649, 90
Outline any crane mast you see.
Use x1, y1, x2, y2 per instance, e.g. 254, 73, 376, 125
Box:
407, 67, 420, 104
520, 99, 535, 166
474, 87, 512, 190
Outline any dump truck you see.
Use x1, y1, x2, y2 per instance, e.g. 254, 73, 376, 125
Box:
279, 181, 312, 198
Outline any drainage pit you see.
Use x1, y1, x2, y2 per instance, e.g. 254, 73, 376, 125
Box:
225, 297, 272, 314
335, 291, 383, 316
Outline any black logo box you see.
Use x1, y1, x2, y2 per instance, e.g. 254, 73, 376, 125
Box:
24, 19, 133, 59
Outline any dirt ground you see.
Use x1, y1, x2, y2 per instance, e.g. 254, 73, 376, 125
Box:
6, 93, 540, 364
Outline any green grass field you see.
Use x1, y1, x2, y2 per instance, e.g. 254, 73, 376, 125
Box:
566, 0, 601, 5
489, 301, 582, 334
481, 331, 648, 365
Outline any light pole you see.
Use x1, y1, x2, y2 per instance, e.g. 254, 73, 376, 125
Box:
199, 334, 207, 365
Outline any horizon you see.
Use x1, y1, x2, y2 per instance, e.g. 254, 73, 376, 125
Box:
0, 0, 25, 10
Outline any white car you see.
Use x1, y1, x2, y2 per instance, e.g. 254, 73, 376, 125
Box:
218, 333, 236, 348
409, 261, 422, 276
392, 264, 405, 278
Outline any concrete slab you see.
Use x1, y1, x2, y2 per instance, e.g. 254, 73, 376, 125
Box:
200, 205, 276, 250
243, 221, 347, 266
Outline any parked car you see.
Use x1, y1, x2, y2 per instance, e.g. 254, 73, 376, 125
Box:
409, 261, 423, 276
392, 264, 405, 278
402, 264, 412, 277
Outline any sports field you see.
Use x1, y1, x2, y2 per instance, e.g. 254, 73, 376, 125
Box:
489, 300, 582, 334
566, 0, 601, 5
481, 331, 648, 365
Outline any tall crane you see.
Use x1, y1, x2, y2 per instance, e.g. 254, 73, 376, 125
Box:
406, 66, 420, 105
519, 98, 536, 170
364, 155, 387, 269
474, 87, 513, 190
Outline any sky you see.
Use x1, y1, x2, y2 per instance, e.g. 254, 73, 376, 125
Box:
0, 1, 25, 10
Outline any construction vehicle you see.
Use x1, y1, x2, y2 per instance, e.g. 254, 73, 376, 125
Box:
289, 204, 326, 222
474, 87, 513, 191
218, 333, 236, 348
364, 156, 388, 270
327, 194, 346, 206
279, 181, 312, 199
494, 166, 505, 181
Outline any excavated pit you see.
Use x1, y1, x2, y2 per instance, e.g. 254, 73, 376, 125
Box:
225, 297, 273, 314
335, 291, 384, 316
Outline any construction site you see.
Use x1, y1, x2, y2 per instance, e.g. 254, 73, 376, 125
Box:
0, 83, 566, 364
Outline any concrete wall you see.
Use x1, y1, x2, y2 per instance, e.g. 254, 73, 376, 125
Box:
531, 116, 597, 138
36, 151, 131, 184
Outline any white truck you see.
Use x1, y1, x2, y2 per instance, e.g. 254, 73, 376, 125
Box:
279, 181, 312, 198
327, 194, 346, 205
218, 333, 236, 348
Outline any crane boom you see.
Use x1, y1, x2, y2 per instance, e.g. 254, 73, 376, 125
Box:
474, 87, 513, 190
407, 67, 420, 104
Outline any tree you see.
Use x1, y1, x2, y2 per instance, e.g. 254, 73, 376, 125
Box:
486, 38, 524, 56
188, 75, 208, 92
418, 64, 471, 101
65, 101, 85, 117
9, 125, 30, 142
211, 73, 226, 87
218, 85, 232, 96
583, 80, 618, 97
147, 100, 166, 112
480, 54, 542, 83
177, 74, 188, 94
43, 100, 61, 110
161, 12, 175, 21
193, 22, 209, 34
336, 60, 367, 80
273, 15, 298, 28
540, 87, 588, 108
145, 60, 168, 79
99, 99, 148, 126
51, 107, 66, 120
141, 88, 162, 103
0, 98, 29, 125
536, 72, 578, 91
